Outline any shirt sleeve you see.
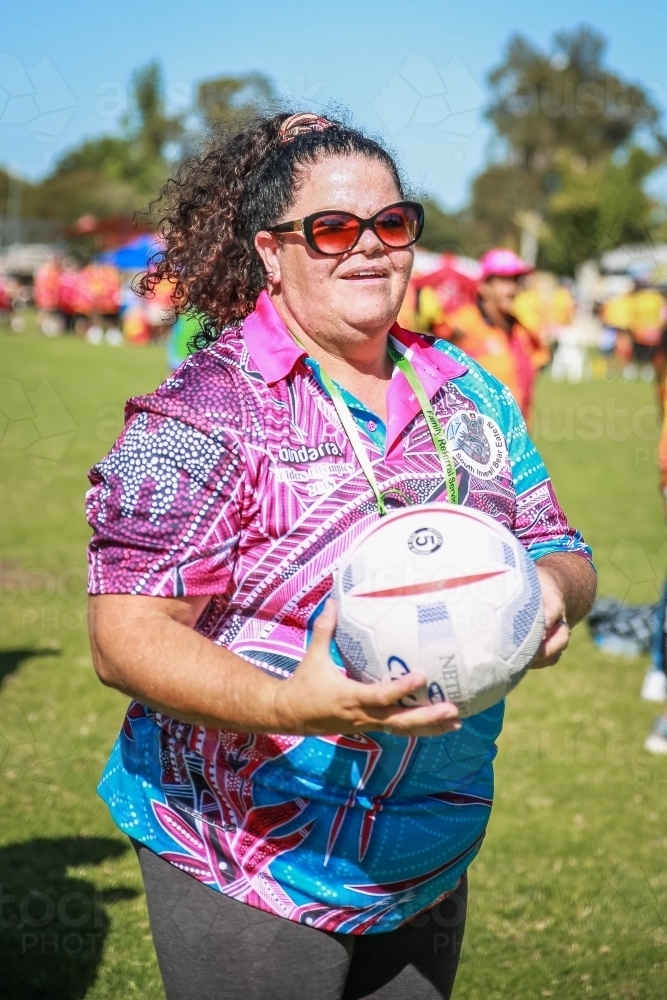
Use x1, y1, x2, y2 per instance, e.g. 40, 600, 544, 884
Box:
86, 363, 247, 598
502, 385, 592, 563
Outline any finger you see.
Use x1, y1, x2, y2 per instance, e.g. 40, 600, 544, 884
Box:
382, 715, 462, 737
354, 673, 429, 707
530, 652, 563, 669
372, 701, 460, 731
307, 598, 337, 653
536, 567, 566, 626
541, 601, 565, 629
544, 611, 567, 630
535, 623, 570, 660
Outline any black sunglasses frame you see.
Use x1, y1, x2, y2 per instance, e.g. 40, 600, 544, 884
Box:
268, 201, 425, 256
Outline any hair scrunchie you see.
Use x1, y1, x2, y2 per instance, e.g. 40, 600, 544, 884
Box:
278, 112, 336, 144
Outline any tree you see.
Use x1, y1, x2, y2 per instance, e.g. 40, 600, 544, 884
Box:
127, 62, 184, 165
469, 164, 542, 248
420, 200, 470, 254
487, 26, 659, 174
9, 37, 667, 272
540, 146, 659, 274
22, 62, 186, 226
196, 72, 274, 129
23, 168, 140, 225
21, 64, 279, 228
467, 25, 665, 271
52, 62, 184, 200
418, 200, 498, 259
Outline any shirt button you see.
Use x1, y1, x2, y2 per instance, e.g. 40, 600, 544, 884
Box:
367, 420, 377, 432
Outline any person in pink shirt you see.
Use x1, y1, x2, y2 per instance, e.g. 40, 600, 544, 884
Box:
87, 112, 596, 1000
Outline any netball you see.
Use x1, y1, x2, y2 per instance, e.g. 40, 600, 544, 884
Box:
334, 505, 545, 717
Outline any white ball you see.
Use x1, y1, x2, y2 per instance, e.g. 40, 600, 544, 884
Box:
334, 504, 545, 718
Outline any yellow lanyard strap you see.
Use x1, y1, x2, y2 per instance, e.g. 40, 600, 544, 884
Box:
387, 342, 459, 506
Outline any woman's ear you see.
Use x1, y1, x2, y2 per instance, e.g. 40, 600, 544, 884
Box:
254, 232, 281, 288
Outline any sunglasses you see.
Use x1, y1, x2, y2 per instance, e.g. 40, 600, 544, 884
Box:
268, 201, 424, 256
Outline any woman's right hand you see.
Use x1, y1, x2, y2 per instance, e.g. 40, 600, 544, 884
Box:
273, 599, 461, 737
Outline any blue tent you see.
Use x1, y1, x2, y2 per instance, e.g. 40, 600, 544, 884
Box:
98, 234, 163, 271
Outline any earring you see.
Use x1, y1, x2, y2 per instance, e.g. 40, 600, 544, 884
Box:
267, 271, 274, 281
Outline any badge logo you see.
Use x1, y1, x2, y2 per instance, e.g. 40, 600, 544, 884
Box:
408, 527, 443, 555
446, 412, 507, 480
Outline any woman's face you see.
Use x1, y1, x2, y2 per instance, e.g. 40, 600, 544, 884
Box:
256, 154, 414, 339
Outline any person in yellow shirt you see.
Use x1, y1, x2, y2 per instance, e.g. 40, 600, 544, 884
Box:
631, 285, 665, 362
512, 285, 543, 336
601, 292, 634, 364
548, 284, 576, 328
601, 292, 634, 332
434, 249, 549, 425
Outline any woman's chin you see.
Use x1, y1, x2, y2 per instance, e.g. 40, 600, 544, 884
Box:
342, 310, 398, 334
333, 290, 401, 332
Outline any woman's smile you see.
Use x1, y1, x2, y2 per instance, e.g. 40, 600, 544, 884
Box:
339, 262, 391, 281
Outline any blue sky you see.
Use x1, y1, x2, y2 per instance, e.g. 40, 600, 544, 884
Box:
3, 0, 667, 208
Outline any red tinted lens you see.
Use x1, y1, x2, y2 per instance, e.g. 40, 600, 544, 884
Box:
310, 213, 361, 254
374, 205, 419, 247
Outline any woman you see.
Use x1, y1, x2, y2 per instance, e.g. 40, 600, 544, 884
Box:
87, 112, 596, 1000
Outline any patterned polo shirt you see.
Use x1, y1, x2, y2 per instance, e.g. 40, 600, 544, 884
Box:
87, 290, 591, 934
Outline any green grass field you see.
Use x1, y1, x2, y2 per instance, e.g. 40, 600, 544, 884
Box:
2, 318, 667, 999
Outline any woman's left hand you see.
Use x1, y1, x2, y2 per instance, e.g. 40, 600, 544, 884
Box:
531, 564, 570, 668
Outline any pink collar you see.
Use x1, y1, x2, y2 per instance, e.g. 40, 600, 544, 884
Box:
243, 291, 307, 384
244, 290, 467, 384
243, 290, 467, 454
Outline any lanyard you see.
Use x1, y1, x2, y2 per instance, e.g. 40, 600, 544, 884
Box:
314, 339, 458, 515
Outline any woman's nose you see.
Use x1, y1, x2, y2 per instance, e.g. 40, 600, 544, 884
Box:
356, 225, 384, 254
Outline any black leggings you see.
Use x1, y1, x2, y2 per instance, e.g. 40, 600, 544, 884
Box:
132, 841, 467, 1000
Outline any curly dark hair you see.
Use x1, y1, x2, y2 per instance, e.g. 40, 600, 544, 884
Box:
138, 111, 405, 350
